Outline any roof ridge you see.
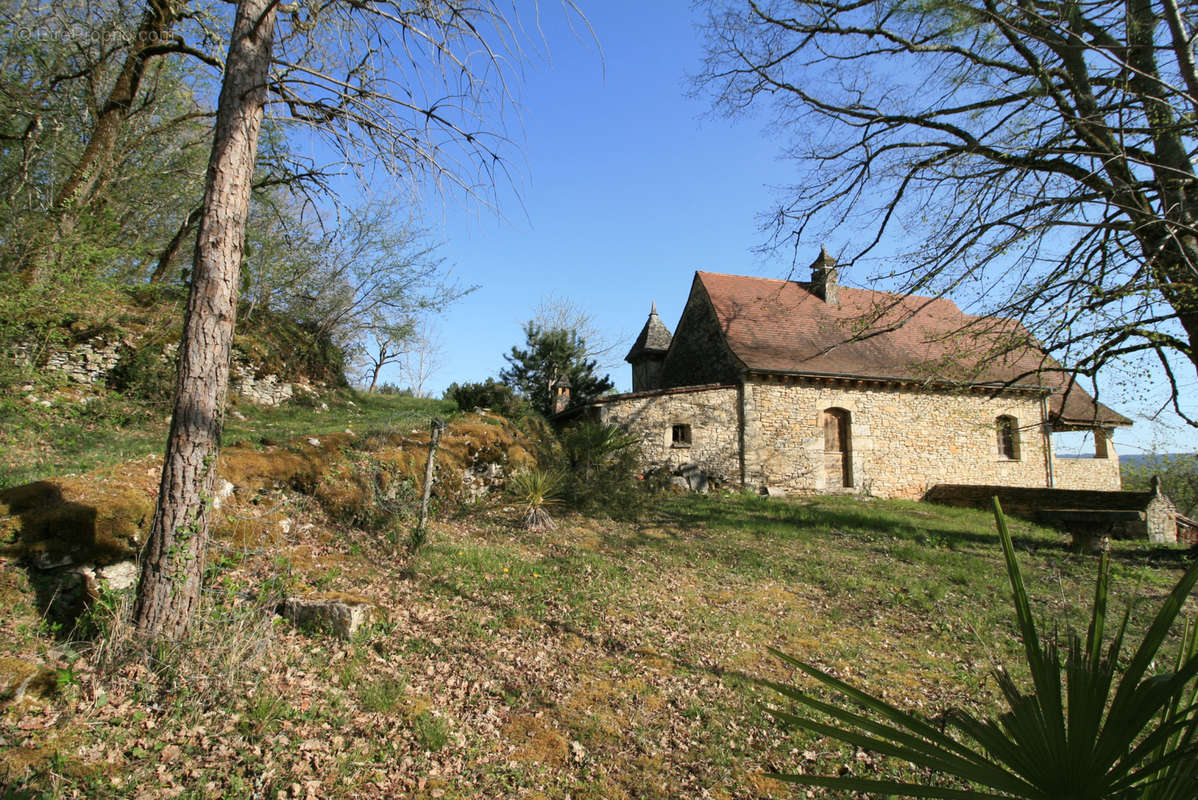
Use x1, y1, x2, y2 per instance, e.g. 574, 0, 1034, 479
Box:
695, 269, 951, 306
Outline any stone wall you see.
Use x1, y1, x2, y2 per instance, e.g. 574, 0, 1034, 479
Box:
597, 375, 1126, 501
1145, 493, 1179, 544
659, 281, 742, 389
231, 356, 305, 407
13, 339, 124, 385
597, 386, 741, 484
744, 379, 1053, 498
924, 484, 1175, 544
17, 336, 311, 407
1052, 454, 1123, 491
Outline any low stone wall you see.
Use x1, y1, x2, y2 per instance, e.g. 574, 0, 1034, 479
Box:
924, 483, 1177, 544
231, 357, 302, 407
16, 336, 311, 407
596, 385, 741, 484
13, 339, 124, 385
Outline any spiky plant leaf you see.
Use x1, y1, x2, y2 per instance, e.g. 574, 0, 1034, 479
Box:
765, 497, 1198, 800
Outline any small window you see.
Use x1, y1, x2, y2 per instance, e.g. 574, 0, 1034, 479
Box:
671, 424, 692, 447
996, 415, 1020, 460
1094, 429, 1110, 459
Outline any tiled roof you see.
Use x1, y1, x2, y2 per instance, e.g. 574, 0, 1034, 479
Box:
625, 303, 673, 362
695, 271, 1131, 427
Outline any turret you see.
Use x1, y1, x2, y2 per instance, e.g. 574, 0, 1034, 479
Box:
551, 374, 572, 415
625, 302, 672, 392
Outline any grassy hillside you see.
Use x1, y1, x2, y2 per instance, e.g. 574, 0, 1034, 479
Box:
0, 284, 370, 489
2, 390, 1193, 798
2, 477, 1191, 797
0, 389, 454, 490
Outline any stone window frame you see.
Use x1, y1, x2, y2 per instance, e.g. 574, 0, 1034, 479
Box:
996, 415, 1021, 461
671, 423, 693, 448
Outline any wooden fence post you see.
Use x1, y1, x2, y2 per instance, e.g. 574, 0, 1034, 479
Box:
411, 418, 445, 551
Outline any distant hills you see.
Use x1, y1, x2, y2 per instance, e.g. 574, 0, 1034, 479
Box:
1118, 453, 1195, 468
1052, 453, 1193, 465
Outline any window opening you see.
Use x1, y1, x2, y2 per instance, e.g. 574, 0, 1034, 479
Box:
671, 424, 692, 446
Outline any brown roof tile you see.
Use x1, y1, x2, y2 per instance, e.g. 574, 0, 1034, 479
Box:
695, 271, 1131, 427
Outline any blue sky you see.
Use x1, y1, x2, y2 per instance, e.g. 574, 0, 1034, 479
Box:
367, 0, 1196, 456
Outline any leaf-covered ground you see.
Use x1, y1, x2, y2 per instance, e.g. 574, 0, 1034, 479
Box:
2, 487, 1193, 799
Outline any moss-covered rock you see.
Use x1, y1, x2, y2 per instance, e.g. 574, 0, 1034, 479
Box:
0, 477, 151, 568
281, 592, 379, 639
217, 432, 356, 494
0, 656, 57, 702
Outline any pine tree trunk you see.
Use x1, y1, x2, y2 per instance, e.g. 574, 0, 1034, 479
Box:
133, 0, 278, 641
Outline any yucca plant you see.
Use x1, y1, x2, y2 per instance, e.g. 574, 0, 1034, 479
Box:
765, 498, 1198, 799
507, 468, 563, 531
561, 422, 638, 480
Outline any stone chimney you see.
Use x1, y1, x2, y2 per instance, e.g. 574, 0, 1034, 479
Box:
551, 374, 572, 415
810, 246, 839, 306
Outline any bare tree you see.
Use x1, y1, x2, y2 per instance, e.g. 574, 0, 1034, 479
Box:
395, 317, 445, 396
531, 293, 624, 372
362, 316, 413, 392
696, 0, 1198, 424
296, 206, 461, 349
134, 0, 582, 640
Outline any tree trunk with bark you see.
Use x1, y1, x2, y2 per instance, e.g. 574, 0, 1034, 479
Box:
24, 0, 182, 283
55, 0, 181, 213
133, 0, 278, 642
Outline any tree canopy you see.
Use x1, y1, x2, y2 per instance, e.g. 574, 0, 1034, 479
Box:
500, 323, 614, 417
696, 0, 1198, 424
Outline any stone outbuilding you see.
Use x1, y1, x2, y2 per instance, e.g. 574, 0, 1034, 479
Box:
585, 251, 1132, 501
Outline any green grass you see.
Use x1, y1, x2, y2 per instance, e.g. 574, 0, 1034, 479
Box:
1, 469, 1192, 797
0, 387, 453, 488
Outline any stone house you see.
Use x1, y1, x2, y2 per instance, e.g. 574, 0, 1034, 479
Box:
586, 251, 1131, 500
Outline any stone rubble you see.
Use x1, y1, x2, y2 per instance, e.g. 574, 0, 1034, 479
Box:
13, 337, 323, 408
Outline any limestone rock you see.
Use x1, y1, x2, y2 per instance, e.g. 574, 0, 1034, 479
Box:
281, 593, 378, 639
678, 465, 709, 492
95, 560, 138, 591
212, 479, 235, 511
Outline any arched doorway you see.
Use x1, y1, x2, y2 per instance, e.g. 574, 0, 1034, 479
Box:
823, 408, 852, 489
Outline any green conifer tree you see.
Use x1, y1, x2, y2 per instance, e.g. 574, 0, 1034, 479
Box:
500, 323, 614, 417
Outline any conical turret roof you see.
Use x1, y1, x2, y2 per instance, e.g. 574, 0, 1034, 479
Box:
625, 302, 673, 362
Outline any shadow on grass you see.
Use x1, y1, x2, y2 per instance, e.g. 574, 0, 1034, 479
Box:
627, 493, 1194, 573
639, 493, 1046, 552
